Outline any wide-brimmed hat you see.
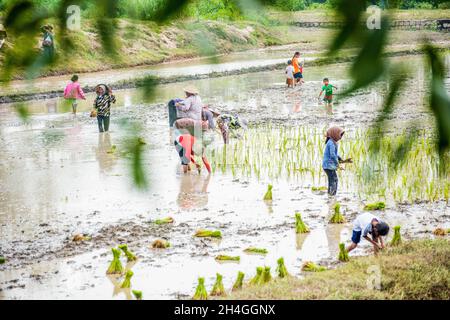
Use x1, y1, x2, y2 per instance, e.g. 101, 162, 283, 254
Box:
183, 85, 199, 95
42, 24, 53, 31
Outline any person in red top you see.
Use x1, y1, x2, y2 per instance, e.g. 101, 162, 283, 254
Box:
174, 133, 211, 174
63, 75, 86, 115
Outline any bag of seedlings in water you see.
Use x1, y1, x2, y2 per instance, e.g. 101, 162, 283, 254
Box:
329, 203, 345, 223
338, 243, 349, 262
118, 244, 137, 262
250, 267, 263, 285
154, 217, 174, 225
364, 201, 386, 211
232, 271, 245, 291
132, 290, 142, 300
194, 229, 222, 238
276, 257, 289, 278
390, 226, 402, 246
295, 213, 310, 233
192, 277, 208, 300
121, 270, 134, 288
263, 184, 273, 201
244, 247, 268, 255
210, 273, 226, 297
433, 228, 447, 236
151, 239, 171, 249
72, 234, 91, 242
106, 248, 124, 275
302, 261, 327, 272
215, 255, 240, 262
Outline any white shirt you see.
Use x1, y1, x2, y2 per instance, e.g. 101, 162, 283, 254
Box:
353, 212, 381, 237
177, 95, 202, 121
286, 65, 294, 79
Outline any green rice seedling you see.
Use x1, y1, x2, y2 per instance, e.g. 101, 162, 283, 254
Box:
364, 201, 386, 211
215, 255, 240, 262
263, 184, 273, 201
192, 277, 208, 300
232, 271, 245, 291
244, 247, 268, 255
250, 267, 263, 285
302, 261, 327, 272
118, 244, 137, 262
338, 243, 349, 262
151, 239, 170, 249
390, 226, 402, 246
210, 273, 226, 297
311, 186, 327, 191
107, 145, 117, 154
262, 266, 272, 283
329, 203, 345, 223
132, 290, 142, 300
120, 270, 134, 288
106, 248, 124, 275
194, 230, 222, 238
0, 257, 5, 264
295, 213, 310, 233
154, 217, 174, 225
433, 228, 447, 236
276, 257, 289, 278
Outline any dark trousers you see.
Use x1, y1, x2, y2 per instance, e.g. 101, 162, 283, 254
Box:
168, 100, 178, 128
324, 169, 338, 196
97, 115, 110, 132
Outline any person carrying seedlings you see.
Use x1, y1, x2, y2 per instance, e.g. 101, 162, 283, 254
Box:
322, 126, 352, 196
347, 212, 390, 255
285, 60, 295, 88
318, 78, 338, 107
64, 75, 86, 115
174, 132, 211, 174
292, 52, 303, 85
93, 84, 116, 133
216, 113, 248, 144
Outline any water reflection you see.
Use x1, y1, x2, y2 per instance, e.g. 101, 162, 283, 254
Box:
177, 173, 211, 210
95, 133, 117, 174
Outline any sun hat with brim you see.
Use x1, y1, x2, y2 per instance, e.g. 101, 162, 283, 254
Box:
183, 85, 199, 95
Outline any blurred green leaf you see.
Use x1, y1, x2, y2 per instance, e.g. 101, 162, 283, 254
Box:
136, 75, 158, 102
14, 103, 30, 121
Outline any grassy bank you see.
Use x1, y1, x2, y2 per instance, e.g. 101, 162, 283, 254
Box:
227, 239, 450, 300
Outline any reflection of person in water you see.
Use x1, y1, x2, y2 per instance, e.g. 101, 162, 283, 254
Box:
177, 173, 211, 210
95, 132, 117, 173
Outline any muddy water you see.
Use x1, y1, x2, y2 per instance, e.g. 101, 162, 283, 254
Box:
0, 55, 449, 300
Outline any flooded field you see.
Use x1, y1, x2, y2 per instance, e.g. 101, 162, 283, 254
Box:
0, 54, 449, 300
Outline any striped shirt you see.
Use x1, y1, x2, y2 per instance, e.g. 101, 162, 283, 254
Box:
94, 94, 116, 117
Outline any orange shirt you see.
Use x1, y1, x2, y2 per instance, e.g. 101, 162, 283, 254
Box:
292, 57, 300, 73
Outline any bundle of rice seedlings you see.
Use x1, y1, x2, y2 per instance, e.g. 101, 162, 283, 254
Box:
390, 226, 402, 246
262, 266, 272, 283
154, 217, 174, 225
250, 267, 263, 285
107, 145, 117, 154
215, 255, 240, 262
276, 257, 289, 278
311, 186, 327, 191
338, 243, 349, 262
0, 257, 5, 264
210, 273, 226, 297
194, 230, 222, 238
192, 277, 208, 300
295, 213, 310, 234
364, 201, 386, 211
302, 261, 327, 272
329, 203, 345, 223
232, 271, 245, 291
106, 248, 124, 275
118, 244, 137, 262
72, 234, 91, 242
263, 184, 273, 201
132, 290, 142, 300
244, 247, 268, 255
120, 270, 134, 288
151, 239, 171, 249
433, 228, 447, 236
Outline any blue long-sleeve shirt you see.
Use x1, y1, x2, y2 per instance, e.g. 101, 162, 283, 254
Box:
322, 138, 340, 170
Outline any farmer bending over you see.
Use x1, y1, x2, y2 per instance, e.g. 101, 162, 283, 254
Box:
347, 212, 390, 255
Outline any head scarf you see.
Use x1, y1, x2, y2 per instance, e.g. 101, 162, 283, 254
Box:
326, 126, 345, 142
95, 84, 108, 95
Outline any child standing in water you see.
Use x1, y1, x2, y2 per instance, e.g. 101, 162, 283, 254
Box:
64, 75, 86, 115
318, 78, 338, 107
322, 126, 352, 196
93, 84, 116, 133
285, 60, 295, 88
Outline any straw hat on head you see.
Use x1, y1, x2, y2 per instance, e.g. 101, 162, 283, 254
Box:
183, 85, 199, 95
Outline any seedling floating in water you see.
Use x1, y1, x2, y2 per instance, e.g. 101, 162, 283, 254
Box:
432, 228, 447, 236
151, 239, 171, 249
194, 230, 222, 238
106, 248, 124, 275
276, 257, 289, 278
215, 255, 240, 262
154, 217, 174, 225
329, 203, 345, 223
0, 257, 5, 264
390, 226, 402, 246
121, 270, 134, 288
132, 290, 142, 300
250, 267, 263, 285
192, 277, 208, 300
364, 201, 386, 211
311, 186, 327, 192
118, 244, 137, 262
210, 273, 226, 297
244, 247, 268, 255
262, 266, 272, 283
107, 145, 117, 154
263, 184, 273, 201
232, 271, 245, 291
72, 234, 91, 242
338, 243, 349, 262
295, 213, 310, 233
302, 261, 327, 272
